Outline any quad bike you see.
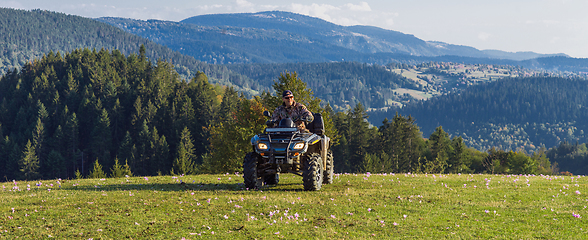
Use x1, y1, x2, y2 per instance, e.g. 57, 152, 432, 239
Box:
243, 111, 333, 191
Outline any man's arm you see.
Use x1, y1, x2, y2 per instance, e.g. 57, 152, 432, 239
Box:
270, 106, 283, 123
297, 104, 314, 124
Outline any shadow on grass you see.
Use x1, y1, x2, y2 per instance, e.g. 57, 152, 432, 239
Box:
59, 182, 306, 192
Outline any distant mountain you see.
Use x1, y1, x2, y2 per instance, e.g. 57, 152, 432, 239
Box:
98, 11, 588, 74
97, 11, 575, 68
181, 11, 439, 56
98, 17, 365, 64
482, 50, 564, 61
180, 11, 566, 61
521, 56, 588, 73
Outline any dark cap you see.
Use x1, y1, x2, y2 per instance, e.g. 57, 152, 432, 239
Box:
282, 90, 293, 97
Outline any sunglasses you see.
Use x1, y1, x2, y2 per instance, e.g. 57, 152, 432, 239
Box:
283, 96, 293, 99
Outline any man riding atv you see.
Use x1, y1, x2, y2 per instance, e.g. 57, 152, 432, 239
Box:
270, 90, 314, 132
242, 90, 334, 191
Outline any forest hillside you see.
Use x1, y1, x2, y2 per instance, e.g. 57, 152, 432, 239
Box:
392, 77, 588, 152
0, 8, 260, 95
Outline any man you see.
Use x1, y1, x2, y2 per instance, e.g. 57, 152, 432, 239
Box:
271, 90, 314, 130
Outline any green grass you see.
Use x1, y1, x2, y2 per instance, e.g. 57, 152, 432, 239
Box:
1, 173, 587, 239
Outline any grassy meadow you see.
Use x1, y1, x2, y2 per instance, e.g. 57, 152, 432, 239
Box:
1, 173, 587, 239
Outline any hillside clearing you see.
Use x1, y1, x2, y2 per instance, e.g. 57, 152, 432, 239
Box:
392, 88, 435, 101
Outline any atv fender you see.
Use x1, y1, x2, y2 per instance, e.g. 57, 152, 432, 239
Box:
321, 136, 330, 171
250, 135, 260, 145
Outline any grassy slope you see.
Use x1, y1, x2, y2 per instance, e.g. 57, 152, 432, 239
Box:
1, 173, 587, 239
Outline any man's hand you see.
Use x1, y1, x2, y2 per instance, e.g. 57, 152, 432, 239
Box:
266, 120, 275, 127
296, 121, 305, 130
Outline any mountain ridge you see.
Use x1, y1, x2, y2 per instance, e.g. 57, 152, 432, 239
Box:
180, 10, 567, 61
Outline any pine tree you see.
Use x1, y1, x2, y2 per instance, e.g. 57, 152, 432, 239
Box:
111, 98, 124, 145
65, 113, 79, 178
46, 150, 65, 179
32, 117, 45, 175
346, 103, 373, 173
20, 140, 40, 180
118, 131, 136, 171
47, 125, 64, 158
428, 126, 452, 173
217, 87, 239, 122
332, 133, 350, 173
91, 108, 112, 168
0, 131, 5, 179
75, 169, 83, 179
188, 74, 216, 164
172, 127, 195, 175
123, 160, 133, 177
131, 96, 143, 128
400, 115, 425, 173
148, 127, 170, 175
5, 138, 21, 180
135, 120, 151, 176
110, 157, 133, 178
89, 159, 106, 179
449, 136, 468, 173
380, 115, 411, 172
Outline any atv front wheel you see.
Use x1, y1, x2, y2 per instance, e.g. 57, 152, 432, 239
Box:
323, 150, 334, 184
264, 173, 279, 185
303, 153, 323, 191
243, 152, 261, 189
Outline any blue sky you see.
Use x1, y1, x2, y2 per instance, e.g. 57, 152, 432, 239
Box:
5, 0, 588, 58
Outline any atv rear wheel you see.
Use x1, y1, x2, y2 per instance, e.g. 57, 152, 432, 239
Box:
303, 153, 323, 191
323, 150, 334, 184
243, 152, 261, 189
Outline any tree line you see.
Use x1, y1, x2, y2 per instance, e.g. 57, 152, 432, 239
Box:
330, 106, 552, 175
0, 47, 561, 181
546, 141, 588, 175
0, 47, 224, 180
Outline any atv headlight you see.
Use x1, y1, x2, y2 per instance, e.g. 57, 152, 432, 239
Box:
293, 142, 305, 150
257, 143, 268, 150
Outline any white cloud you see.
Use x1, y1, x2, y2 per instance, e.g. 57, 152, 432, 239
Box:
343, 2, 371, 12
236, 0, 254, 9
289, 3, 340, 22
260, 5, 279, 11
0, 0, 24, 9
550, 36, 561, 44
195, 4, 224, 12
478, 32, 491, 41
284, 2, 396, 28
